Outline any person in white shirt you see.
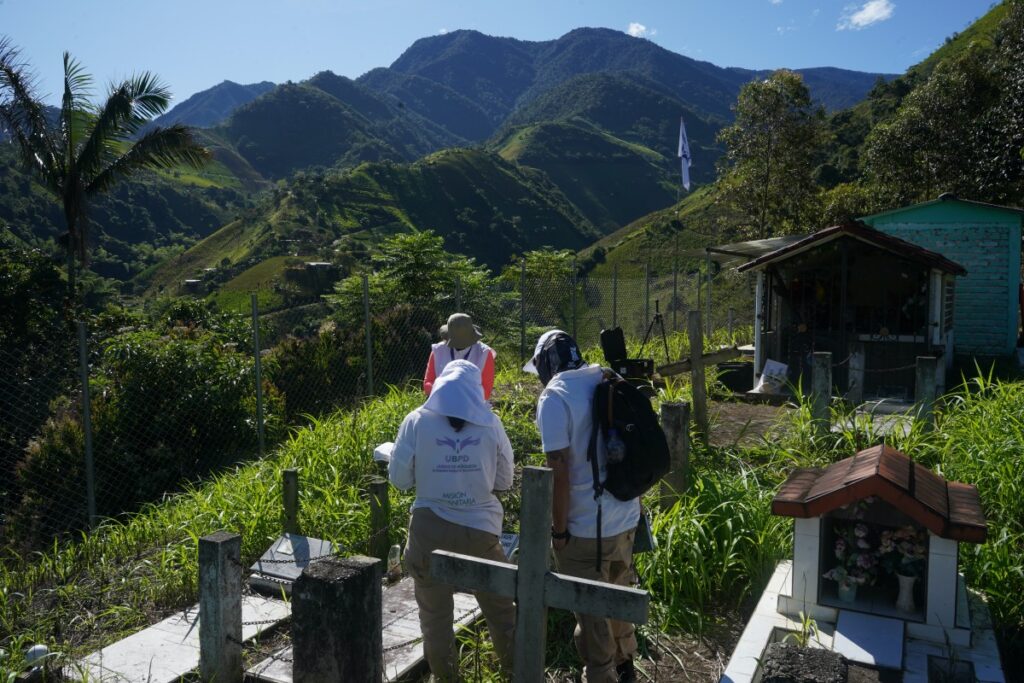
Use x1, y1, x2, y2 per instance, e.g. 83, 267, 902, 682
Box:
390, 360, 515, 681
525, 330, 640, 683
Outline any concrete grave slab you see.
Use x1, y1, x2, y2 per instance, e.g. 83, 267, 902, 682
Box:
833, 610, 904, 670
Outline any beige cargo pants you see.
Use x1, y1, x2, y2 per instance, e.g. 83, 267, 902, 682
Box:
404, 507, 516, 682
554, 528, 638, 683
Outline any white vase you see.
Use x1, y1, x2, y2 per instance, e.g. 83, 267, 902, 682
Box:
896, 573, 917, 612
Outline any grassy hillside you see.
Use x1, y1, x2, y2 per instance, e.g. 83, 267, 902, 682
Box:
502, 72, 723, 184
497, 121, 678, 232
148, 80, 276, 130
144, 147, 598, 295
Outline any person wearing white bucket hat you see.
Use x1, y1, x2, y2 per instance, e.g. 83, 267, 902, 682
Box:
423, 313, 497, 399
525, 329, 640, 683
391, 360, 515, 680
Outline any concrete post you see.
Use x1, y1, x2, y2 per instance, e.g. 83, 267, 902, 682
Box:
198, 531, 242, 683
687, 311, 708, 445
283, 468, 299, 535
77, 321, 97, 527
659, 402, 691, 508
915, 356, 938, 431
811, 352, 832, 437
292, 556, 382, 683
513, 467, 552, 682
369, 477, 390, 562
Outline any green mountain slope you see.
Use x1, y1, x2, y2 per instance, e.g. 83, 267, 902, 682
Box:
144, 148, 598, 294
496, 121, 678, 232
502, 72, 723, 184
0, 146, 249, 284
149, 80, 276, 130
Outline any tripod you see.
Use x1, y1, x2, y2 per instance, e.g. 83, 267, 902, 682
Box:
638, 300, 671, 365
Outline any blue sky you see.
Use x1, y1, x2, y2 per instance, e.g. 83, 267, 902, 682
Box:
1, 0, 996, 106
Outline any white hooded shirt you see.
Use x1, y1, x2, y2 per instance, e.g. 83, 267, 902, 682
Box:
389, 360, 514, 536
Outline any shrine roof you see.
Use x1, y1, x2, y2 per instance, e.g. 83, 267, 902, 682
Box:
771, 444, 987, 543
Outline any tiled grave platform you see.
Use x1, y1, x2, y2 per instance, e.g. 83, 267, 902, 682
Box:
720, 560, 1006, 683
247, 576, 480, 683
70, 595, 289, 682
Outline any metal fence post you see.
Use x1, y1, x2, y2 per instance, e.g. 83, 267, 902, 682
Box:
362, 274, 374, 396
77, 321, 97, 527
644, 262, 650, 328
571, 257, 578, 339
705, 250, 713, 337
728, 308, 735, 339
455, 274, 462, 312
612, 263, 618, 329
250, 294, 265, 458
519, 260, 527, 364
672, 259, 679, 333
811, 352, 832, 437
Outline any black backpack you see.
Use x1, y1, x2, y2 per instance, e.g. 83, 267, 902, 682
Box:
585, 371, 670, 567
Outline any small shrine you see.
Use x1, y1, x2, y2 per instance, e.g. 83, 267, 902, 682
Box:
722, 445, 1005, 683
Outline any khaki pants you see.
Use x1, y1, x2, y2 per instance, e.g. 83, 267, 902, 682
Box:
404, 508, 516, 681
554, 528, 638, 683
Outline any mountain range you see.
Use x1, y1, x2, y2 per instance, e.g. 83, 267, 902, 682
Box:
2, 25, 896, 300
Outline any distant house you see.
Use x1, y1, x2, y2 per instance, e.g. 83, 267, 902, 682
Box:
738, 221, 966, 401
861, 195, 1023, 358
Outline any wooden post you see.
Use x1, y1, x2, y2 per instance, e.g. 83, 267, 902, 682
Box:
659, 401, 690, 508
369, 477, 390, 562
429, 466, 648, 683
915, 356, 938, 431
811, 352, 832, 437
513, 467, 553, 682
283, 468, 299, 535
199, 531, 242, 683
292, 556, 382, 682
687, 310, 708, 445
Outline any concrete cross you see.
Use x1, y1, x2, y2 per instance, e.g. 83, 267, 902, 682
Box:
430, 466, 649, 682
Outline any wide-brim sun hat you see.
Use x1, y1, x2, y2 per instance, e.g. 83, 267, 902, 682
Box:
445, 313, 484, 349
522, 329, 565, 374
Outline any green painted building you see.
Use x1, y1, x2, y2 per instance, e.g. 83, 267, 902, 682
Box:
862, 195, 1023, 357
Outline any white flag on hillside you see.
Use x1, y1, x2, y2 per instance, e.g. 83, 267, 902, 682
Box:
678, 116, 692, 191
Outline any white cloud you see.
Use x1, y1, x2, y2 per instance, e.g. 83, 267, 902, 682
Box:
837, 0, 895, 31
777, 24, 797, 35
627, 22, 653, 38
770, 0, 783, 5
438, 28, 449, 35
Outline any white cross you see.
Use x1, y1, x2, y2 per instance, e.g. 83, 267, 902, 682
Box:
430, 466, 649, 682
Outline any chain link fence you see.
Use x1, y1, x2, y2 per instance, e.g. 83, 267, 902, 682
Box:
0, 261, 753, 554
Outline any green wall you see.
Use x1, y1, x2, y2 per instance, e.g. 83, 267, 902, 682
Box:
862, 199, 1022, 357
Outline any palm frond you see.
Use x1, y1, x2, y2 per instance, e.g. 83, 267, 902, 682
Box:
86, 123, 210, 195
0, 37, 61, 186
60, 51, 94, 160
76, 72, 173, 178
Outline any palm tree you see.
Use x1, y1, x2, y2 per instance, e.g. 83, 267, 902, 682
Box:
0, 37, 210, 299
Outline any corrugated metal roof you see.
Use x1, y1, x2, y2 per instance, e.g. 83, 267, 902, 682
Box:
736, 221, 968, 275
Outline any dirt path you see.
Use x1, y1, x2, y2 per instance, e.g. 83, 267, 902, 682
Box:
709, 400, 791, 448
